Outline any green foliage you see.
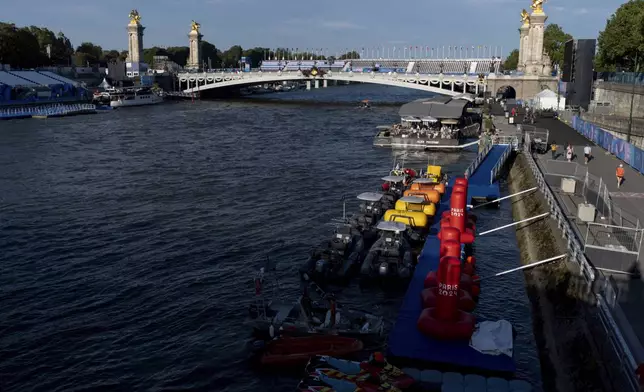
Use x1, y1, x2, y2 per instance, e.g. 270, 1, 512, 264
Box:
596, 0, 644, 71
543, 24, 572, 69
0, 22, 73, 67
503, 49, 519, 70
0, 20, 360, 71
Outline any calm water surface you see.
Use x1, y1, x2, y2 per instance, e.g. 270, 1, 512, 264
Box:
0, 85, 541, 391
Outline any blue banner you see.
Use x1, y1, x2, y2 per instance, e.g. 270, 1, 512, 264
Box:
571, 116, 644, 174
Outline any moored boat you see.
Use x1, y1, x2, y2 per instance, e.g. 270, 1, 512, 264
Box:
304, 354, 417, 390
258, 335, 363, 367
299, 223, 366, 285
359, 221, 415, 285
247, 273, 385, 340
374, 96, 481, 151
110, 87, 163, 107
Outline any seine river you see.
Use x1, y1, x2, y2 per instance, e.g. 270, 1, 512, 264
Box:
0, 84, 541, 391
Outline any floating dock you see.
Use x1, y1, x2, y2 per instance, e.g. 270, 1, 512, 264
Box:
466, 144, 512, 204
387, 142, 516, 374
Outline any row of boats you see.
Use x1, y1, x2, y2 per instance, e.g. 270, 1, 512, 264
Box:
246, 163, 452, 391
299, 165, 445, 288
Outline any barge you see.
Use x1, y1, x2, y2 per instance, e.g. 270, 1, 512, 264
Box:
374, 95, 482, 151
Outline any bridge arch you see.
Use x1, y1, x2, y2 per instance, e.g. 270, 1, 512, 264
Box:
497, 85, 517, 99
178, 71, 486, 97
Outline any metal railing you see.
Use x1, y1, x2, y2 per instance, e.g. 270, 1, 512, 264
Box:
523, 132, 641, 391
464, 142, 491, 179
490, 144, 512, 184
584, 222, 644, 256
0, 103, 96, 119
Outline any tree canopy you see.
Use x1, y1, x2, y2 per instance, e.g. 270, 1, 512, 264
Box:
0, 21, 359, 70
503, 49, 519, 70
596, 0, 644, 71
543, 24, 573, 70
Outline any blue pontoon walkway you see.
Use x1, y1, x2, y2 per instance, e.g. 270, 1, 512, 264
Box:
466, 144, 512, 203
387, 142, 515, 374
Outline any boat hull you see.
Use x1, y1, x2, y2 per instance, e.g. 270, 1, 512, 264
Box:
260, 336, 363, 367
110, 96, 163, 107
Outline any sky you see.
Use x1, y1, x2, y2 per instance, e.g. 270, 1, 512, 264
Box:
1, 0, 626, 55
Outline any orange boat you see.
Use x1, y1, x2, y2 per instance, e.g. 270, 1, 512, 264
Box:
260, 336, 364, 367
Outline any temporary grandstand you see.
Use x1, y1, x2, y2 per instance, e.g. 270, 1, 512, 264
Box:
0, 70, 88, 106
258, 59, 502, 75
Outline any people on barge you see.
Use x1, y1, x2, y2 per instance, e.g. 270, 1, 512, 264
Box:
388, 122, 458, 139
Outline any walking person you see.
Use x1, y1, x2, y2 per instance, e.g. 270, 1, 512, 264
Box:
583, 144, 592, 164
566, 145, 573, 162
616, 164, 625, 188
550, 141, 558, 159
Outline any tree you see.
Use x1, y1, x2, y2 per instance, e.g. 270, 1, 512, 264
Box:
596, 0, 644, 71
0, 23, 47, 68
201, 41, 221, 69
166, 47, 189, 66
543, 24, 572, 70
74, 42, 103, 66
339, 51, 360, 60
221, 45, 243, 67
503, 49, 519, 70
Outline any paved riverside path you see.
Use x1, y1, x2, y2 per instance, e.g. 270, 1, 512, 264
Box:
491, 104, 644, 350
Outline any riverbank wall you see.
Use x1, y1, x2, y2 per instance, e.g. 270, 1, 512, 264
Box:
507, 153, 613, 392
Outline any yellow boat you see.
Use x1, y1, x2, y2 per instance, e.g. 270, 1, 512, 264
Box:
395, 196, 436, 217
383, 209, 428, 228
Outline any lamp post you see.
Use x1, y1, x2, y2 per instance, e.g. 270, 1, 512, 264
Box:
627, 51, 638, 144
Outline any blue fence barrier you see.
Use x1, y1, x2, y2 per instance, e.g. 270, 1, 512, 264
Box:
571, 115, 644, 174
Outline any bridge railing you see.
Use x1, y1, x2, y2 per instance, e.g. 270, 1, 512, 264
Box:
489, 143, 512, 184
522, 132, 643, 392
464, 141, 490, 179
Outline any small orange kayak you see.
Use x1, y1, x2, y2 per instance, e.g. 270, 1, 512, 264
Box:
260, 335, 363, 367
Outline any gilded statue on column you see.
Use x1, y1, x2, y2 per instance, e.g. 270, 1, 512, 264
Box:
128, 9, 141, 24
530, 0, 545, 13
520, 9, 530, 25
191, 20, 201, 32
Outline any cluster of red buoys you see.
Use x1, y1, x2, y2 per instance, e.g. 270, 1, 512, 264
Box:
417, 177, 480, 341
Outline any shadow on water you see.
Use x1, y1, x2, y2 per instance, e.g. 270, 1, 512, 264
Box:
0, 85, 539, 391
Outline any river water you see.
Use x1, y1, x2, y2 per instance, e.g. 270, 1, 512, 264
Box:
0, 84, 541, 391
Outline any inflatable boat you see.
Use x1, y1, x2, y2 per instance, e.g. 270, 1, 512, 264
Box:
360, 221, 415, 284
258, 335, 363, 367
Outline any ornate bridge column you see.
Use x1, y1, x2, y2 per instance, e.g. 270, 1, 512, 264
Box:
518, 22, 530, 72
126, 10, 144, 64
187, 21, 203, 70
526, 2, 547, 76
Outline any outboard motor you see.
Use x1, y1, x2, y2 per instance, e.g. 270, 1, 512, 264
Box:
315, 259, 327, 273
378, 262, 389, 276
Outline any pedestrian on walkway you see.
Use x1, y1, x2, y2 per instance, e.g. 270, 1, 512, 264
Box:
566, 145, 573, 162
583, 145, 592, 164
616, 164, 625, 188
550, 141, 558, 159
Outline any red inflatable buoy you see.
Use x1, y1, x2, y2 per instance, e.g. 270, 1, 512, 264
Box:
454, 177, 468, 188
452, 184, 467, 195
417, 255, 476, 340
421, 287, 476, 311
424, 266, 480, 297
440, 239, 461, 259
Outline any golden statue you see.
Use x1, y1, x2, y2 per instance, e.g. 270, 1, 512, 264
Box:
530, 0, 545, 13
521, 9, 530, 24
191, 20, 201, 32
129, 9, 141, 24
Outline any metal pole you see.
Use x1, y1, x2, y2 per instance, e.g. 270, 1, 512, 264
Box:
468, 187, 538, 209
479, 212, 550, 235
474, 254, 566, 281
627, 51, 638, 144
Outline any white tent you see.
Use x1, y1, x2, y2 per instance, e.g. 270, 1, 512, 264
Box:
98, 78, 111, 89
534, 89, 564, 110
